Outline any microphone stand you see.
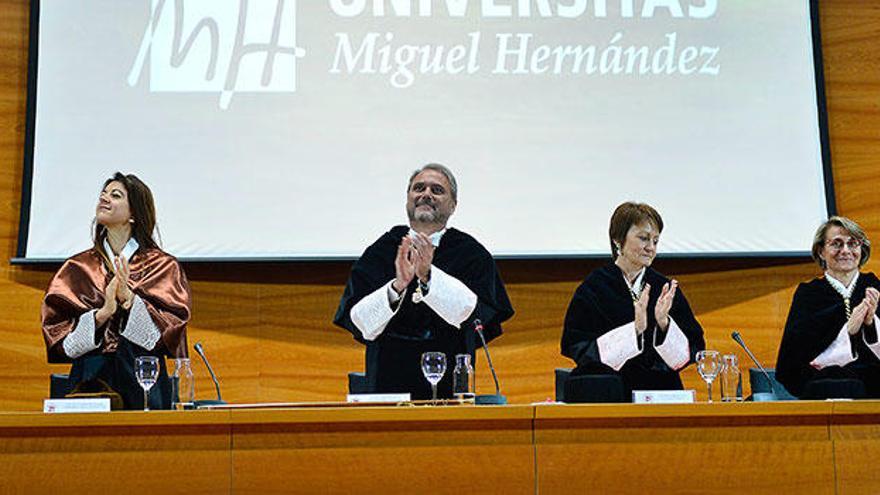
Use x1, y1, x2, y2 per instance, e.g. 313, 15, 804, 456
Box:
731, 331, 777, 401
473, 320, 506, 405
193, 342, 227, 408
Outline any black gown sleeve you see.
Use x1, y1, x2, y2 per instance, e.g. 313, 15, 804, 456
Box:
560, 282, 613, 372
775, 283, 847, 397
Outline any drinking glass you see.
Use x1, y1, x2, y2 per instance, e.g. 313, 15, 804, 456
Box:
421, 352, 447, 402
696, 350, 722, 403
135, 356, 160, 411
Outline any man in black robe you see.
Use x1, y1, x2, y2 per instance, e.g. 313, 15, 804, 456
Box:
334, 164, 514, 400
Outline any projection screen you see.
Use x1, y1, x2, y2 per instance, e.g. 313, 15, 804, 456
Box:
17, 0, 833, 261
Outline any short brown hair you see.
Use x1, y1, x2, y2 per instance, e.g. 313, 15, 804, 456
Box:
811, 216, 871, 269
608, 202, 664, 259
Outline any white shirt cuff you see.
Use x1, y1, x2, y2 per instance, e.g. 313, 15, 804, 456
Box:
62, 310, 101, 359
597, 321, 642, 371
120, 295, 162, 351
654, 316, 690, 371
811, 324, 857, 369
865, 315, 880, 360
421, 265, 478, 328
387, 284, 402, 304
351, 280, 403, 341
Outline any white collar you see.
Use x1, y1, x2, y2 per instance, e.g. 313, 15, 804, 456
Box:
622, 267, 646, 298
408, 228, 447, 247
103, 237, 140, 263
825, 271, 859, 299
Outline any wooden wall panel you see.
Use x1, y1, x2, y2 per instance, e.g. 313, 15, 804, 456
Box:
0, 1, 878, 410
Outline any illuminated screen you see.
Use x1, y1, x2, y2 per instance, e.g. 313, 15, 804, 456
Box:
19, 0, 832, 260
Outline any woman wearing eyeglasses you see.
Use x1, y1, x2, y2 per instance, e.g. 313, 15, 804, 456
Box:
776, 216, 880, 399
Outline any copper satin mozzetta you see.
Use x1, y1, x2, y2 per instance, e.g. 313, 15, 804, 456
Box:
41, 248, 191, 362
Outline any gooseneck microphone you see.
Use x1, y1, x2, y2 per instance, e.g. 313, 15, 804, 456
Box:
731, 331, 777, 398
193, 342, 227, 407
473, 319, 506, 405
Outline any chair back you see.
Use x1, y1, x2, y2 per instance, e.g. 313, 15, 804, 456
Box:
748, 368, 797, 400
564, 374, 628, 403
554, 368, 572, 401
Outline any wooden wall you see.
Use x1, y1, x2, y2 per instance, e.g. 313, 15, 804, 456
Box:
0, 1, 877, 410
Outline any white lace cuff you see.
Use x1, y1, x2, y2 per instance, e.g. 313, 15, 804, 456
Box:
351, 280, 403, 341
421, 265, 478, 328
811, 324, 857, 369
62, 310, 101, 358
654, 317, 690, 371
120, 295, 162, 351
597, 321, 642, 371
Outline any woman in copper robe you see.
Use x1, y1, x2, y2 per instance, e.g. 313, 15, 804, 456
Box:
42, 172, 191, 410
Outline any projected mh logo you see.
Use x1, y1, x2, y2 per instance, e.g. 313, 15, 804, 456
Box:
128, 0, 306, 109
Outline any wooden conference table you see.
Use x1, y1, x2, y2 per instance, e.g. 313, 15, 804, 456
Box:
0, 400, 878, 494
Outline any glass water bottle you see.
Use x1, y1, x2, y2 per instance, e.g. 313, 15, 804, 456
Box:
720, 353, 743, 402
453, 354, 475, 400
171, 358, 195, 410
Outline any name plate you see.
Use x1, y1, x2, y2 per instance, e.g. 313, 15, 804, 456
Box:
43, 398, 111, 413
346, 393, 411, 403
632, 390, 696, 404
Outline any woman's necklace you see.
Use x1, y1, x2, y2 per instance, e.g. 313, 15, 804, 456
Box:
826, 274, 856, 319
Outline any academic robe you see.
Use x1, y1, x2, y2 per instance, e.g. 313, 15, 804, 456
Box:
561, 263, 705, 395
334, 226, 514, 400
42, 247, 191, 409
775, 273, 880, 398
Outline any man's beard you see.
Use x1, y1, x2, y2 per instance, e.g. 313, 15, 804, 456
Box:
408, 203, 448, 225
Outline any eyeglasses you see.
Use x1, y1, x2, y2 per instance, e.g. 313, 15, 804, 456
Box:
825, 238, 862, 252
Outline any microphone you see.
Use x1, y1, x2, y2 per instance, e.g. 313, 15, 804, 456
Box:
473, 319, 506, 405
193, 342, 227, 407
731, 331, 777, 400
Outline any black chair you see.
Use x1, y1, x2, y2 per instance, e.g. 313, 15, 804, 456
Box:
801, 378, 866, 400
554, 368, 571, 401
564, 374, 628, 403
49, 373, 73, 399
747, 368, 796, 401
556, 368, 627, 403
348, 372, 372, 394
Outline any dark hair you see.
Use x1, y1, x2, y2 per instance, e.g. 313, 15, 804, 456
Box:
608, 202, 664, 259
811, 216, 871, 269
93, 172, 159, 255
408, 163, 458, 203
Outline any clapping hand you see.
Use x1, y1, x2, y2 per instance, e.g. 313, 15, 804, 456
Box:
847, 298, 871, 335
114, 256, 134, 309
95, 276, 119, 326
654, 280, 678, 332
393, 237, 416, 294
863, 287, 880, 327
409, 233, 434, 283
634, 284, 651, 335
